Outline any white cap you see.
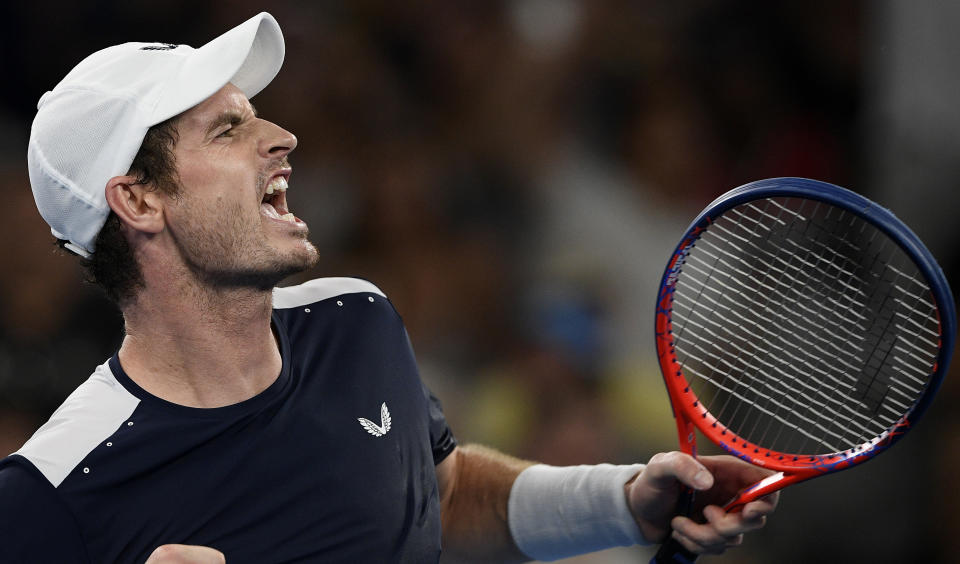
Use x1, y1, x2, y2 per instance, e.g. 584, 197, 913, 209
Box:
27, 12, 285, 257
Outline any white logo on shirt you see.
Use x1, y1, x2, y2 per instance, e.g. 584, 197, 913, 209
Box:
358, 402, 392, 437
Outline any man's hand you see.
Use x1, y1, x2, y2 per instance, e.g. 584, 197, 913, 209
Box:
144, 545, 225, 564
626, 452, 779, 555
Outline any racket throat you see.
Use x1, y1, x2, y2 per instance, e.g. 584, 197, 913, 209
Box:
723, 471, 801, 513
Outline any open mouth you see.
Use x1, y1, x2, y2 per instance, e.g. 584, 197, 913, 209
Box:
260, 175, 300, 224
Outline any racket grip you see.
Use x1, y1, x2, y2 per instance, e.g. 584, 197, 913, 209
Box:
649, 486, 699, 563
650, 537, 698, 564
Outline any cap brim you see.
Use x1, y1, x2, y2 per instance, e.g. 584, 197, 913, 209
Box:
151, 12, 284, 123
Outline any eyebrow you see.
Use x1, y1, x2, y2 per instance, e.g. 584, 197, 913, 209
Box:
203, 103, 259, 137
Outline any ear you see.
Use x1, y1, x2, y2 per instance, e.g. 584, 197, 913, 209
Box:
104, 175, 166, 235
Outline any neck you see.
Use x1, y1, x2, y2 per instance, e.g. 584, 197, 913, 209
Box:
118, 269, 281, 408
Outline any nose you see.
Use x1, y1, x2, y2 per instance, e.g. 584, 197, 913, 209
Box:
258, 120, 297, 159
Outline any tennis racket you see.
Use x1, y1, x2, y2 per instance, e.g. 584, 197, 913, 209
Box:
650, 177, 956, 563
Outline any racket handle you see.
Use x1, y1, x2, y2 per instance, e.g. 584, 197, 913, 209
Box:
650, 537, 698, 563
649, 486, 699, 563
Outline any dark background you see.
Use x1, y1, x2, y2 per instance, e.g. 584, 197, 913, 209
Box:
1, 2, 958, 562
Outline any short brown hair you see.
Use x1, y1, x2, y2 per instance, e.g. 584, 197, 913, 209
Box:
61, 116, 181, 306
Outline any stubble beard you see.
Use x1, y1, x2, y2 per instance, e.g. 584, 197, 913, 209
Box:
172, 198, 319, 291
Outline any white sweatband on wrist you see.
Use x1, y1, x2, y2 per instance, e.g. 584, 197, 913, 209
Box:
507, 463, 648, 561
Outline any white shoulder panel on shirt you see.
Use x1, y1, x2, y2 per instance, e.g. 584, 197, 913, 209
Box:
15, 361, 140, 488
273, 277, 387, 310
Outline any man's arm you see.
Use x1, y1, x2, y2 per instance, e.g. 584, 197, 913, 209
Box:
436, 445, 779, 563
436, 444, 533, 562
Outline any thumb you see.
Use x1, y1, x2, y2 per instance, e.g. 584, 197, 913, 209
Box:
145, 545, 225, 564
645, 451, 714, 491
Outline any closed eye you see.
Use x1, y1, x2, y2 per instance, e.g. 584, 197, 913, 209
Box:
207, 113, 244, 139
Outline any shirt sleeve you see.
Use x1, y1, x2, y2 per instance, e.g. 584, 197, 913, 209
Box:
422, 381, 457, 464
394, 301, 458, 465
0, 456, 90, 563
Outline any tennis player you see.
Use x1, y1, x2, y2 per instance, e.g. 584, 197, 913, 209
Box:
0, 13, 777, 563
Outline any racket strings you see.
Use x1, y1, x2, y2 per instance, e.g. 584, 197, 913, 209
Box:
882, 273, 939, 405
732, 203, 932, 450
684, 202, 874, 450
679, 208, 868, 452
724, 208, 920, 450
670, 197, 941, 456
763, 205, 891, 452
679, 200, 851, 446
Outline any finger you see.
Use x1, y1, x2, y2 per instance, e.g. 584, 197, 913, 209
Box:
699, 455, 776, 487
670, 516, 731, 554
670, 529, 708, 555
145, 545, 226, 564
702, 505, 767, 537
670, 527, 736, 556
644, 451, 714, 491
742, 492, 780, 518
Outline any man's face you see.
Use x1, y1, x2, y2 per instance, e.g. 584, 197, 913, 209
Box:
163, 83, 319, 289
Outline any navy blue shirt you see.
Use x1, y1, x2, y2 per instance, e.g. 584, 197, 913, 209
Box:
0, 278, 456, 563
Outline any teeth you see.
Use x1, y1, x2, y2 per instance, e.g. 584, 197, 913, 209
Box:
281, 213, 296, 223
265, 176, 288, 195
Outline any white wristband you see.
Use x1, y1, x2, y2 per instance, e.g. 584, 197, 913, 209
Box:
507, 463, 648, 561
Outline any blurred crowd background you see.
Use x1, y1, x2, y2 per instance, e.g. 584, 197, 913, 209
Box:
2, 1, 959, 562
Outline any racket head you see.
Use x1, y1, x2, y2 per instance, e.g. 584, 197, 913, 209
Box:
655, 177, 956, 478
